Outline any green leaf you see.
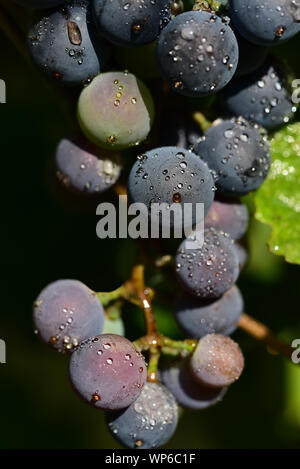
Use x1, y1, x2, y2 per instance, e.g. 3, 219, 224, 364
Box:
255, 123, 300, 264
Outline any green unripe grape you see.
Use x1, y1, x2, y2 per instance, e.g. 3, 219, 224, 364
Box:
77, 72, 155, 150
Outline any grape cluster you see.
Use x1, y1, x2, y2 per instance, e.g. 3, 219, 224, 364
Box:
20, 0, 298, 198
16, 0, 299, 450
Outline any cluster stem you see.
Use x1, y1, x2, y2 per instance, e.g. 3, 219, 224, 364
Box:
99, 265, 296, 365
239, 313, 294, 360
193, 0, 223, 13
129, 265, 161, 381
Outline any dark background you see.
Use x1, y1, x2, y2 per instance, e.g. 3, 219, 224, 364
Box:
0, 0, 300, 449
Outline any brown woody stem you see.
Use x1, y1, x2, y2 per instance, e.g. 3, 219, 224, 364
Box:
239, 313, 294, 360
130, 265, 161, 381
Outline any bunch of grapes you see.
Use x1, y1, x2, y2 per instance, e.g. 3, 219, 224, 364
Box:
10, 0, 299, 449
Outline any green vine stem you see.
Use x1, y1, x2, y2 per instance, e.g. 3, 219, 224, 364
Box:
161, 337, 198, 355
147, 346, 161, 382
134, 336, 197, 358
155, 254, 173, 268
193, 111, 213, 132
97, 286, 128, 307
193, 0, 223, 13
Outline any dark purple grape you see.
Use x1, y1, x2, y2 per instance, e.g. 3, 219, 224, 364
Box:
191, 333, 244, 388
175, 228, 239, 299
156, 11, 239, 97
69, 334, 147, 410
55, 136, 122, 195
230, 0, 300, 47
222, 61, 297, 130
174, 285, 244, 339
33, 279, 104, 353
92, 0, 171, 48
194, 118, 271, 197
106, 382, 178, 448
28, 1, 111, 87
161, 360, 227, 410
127, 146, 215, 233
204, 199, 249, 241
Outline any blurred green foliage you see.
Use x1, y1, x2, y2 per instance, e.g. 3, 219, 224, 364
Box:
0, 2, 300, 449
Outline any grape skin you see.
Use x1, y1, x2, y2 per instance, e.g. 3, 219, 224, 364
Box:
174, 285, 244, 339
156, 11, 239, 97
69, 334, 147, 411
161, 360, 227, 410
55, 136, 122, 195
127, 146, 215, 232
222, 61, 296, 130
204, 199, 249, 241
191, 334, 245, 388
33, 279, 105, 353
92, 0, 171, 48
175, 228, 239, 299
194, 118, 271, 197
77, 71, 155, 150
230, 0, 300, 47
27, 0, 111, 87
106, 382, 178, 449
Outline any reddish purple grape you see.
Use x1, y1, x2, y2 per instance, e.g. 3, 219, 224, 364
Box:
69, 334, 147, 410
191, 334, 244, 388
33, 279, 104, 353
